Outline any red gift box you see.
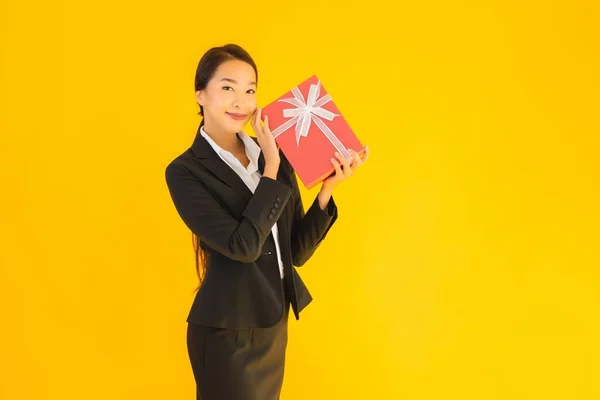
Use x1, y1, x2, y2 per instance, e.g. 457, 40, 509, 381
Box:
260, 75, 365, 189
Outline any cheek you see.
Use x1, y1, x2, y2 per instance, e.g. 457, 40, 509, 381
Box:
215, 93, 230, 109
247, 97, 257, 111
205, 91, 229, 111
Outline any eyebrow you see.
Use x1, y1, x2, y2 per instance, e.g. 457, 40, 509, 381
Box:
219, 77, 256, 86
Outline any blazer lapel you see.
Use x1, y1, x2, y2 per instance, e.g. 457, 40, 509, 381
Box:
190, 126, 253, 199
189, 125, 287, 202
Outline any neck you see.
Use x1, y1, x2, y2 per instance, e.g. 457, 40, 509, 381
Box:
203, 121, 243, 153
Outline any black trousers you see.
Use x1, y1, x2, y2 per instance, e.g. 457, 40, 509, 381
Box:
187, 288, 291, 400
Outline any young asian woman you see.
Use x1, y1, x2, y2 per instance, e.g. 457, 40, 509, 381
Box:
165, 43, 369, 400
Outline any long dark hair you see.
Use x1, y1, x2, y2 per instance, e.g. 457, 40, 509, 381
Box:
191, 43, 258, 293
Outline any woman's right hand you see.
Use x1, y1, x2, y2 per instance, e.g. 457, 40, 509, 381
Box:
251, 107, 280, 178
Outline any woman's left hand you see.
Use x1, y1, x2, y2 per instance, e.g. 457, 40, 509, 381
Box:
321, 145, 370, 193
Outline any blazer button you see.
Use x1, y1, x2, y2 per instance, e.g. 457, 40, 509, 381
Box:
274, 203, 280, 209
268, 214, 274, 220
276, 196, 282, 203
271, 208, 277, 214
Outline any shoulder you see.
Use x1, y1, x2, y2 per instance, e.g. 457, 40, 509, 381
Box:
165, 148, 196, 182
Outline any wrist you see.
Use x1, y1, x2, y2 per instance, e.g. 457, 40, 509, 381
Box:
263, 165, 279, 179
320, 182, 335, 195
319, 184, 333, 195
317, 186, 333, 210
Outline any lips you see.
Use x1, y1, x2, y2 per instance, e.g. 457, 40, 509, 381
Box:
226, 112, 247, 121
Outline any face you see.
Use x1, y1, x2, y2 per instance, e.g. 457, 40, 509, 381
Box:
195, 59, 257, 134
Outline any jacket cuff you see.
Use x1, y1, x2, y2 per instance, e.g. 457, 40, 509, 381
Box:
307, 194, 338, 237
241, 176, 292, 234
309, 194, 337, 218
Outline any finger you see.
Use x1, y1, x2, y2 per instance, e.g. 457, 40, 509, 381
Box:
331, 157, 342, 178
347, 152, 361, 175
349, 149, 362, 167
363, 145, 369, 162
334, 151, 351, 166
335, 152, 352, 178
253, 108, 262, 133
251, 109, 259, 131
264, 115, 271, 134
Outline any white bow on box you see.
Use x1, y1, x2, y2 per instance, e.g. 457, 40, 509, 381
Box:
270, 79, 352, 160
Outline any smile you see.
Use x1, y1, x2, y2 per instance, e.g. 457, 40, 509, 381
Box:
226, 112, 247, 121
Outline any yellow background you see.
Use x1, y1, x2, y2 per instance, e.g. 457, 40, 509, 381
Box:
1, 0, 599, 398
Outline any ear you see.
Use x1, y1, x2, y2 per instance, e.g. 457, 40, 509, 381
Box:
195, 90, 205, 106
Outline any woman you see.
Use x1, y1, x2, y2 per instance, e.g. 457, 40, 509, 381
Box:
165, 43, 369, 400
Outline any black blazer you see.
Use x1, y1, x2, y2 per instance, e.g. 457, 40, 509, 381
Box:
165, 124, 338, 329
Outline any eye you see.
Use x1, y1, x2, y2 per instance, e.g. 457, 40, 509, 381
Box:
222, 86, 233, 91
247, 89, 256, 94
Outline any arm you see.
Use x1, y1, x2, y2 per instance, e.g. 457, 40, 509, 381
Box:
289, 168, 338, 267
289, 145, 369, 265
165, 162, 292, 263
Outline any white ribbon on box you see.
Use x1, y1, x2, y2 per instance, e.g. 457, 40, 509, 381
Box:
270, 79, 352, 160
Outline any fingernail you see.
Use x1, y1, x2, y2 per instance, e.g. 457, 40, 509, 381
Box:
335, 152, 340, 156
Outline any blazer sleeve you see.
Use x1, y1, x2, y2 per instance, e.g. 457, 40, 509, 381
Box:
165, 162, 292, 263
289, 167, 339, 267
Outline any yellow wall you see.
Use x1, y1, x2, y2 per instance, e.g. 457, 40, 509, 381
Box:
1, 0, 599, 398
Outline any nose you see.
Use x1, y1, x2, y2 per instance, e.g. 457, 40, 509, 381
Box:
232, 93, 242, 109
232, 92, 252, 111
